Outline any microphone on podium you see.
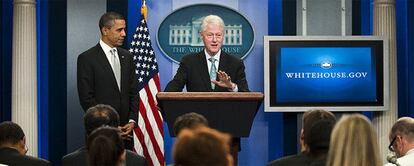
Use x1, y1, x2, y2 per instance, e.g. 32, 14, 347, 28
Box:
386, 154, 400, 166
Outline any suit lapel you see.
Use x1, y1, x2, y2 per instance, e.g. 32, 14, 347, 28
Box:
214, 51, 228, 91
197, 51, 214, 91
96, 44, 120, 91
118, 48, 127, 93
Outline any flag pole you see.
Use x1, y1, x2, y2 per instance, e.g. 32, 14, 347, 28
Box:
141, 0, 147, 21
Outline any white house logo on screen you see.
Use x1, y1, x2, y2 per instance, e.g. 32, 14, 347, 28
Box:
320, 61, 332, 69
157, 4, 255, 63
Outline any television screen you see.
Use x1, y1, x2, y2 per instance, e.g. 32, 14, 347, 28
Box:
264, 36, 389, 112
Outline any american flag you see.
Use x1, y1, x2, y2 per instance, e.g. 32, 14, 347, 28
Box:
130, 17, 164, 166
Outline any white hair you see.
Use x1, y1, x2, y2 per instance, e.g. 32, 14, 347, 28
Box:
200, 15, 225, 32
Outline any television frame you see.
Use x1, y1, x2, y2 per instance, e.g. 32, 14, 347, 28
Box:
263, 36, 389, 112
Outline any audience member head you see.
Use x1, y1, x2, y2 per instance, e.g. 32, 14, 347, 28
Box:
300, 109, 336, 154
173, 112, 208, 135
84, 104, 120, 136
388, 117, 414, 157
87, 126, 126, 166
304, 119, 336, 158
173, 126, 233, 166
326, 114, 381, 166
0, 121, 27, 155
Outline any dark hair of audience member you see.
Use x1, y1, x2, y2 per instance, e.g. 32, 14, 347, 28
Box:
301, 109, 336, 154
87, 126, 125, 166
173, 112, 208, 135
84, 104, 120, 136
0, 121, 25, 146
173, 127, 233, 166
326, 114, 381, 166
304, 119, 335, 158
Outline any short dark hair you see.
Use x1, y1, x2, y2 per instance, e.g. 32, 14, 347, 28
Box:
302, 109, 336, 155
84, 104, 120, 136
98, 12, 125, 33
0, 121, 25, 145
173, 112, 208, 135
305, 119, 336, 156
87, 126, 124, 166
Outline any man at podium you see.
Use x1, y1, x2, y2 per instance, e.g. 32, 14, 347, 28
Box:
164, 14, 249, 165
164, 15, 249, 93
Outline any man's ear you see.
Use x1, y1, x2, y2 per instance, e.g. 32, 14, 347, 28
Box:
102, 27, 109, 36
300, 129, 306, 152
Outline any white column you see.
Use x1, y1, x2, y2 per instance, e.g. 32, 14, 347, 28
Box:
372, 0, 397, 163
12, 0, 38, 157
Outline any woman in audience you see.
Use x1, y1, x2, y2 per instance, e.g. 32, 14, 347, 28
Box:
87, 126, 126, 166
326, 114, 381, 166
173, 126, 233, 166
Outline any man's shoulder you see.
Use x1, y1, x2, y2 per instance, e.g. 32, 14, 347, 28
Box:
117, 47, 133, 56
0, 148, 50, 166
78, 44, 101, 59
268, 154, 312, 166
180, 52, 202, 62
62, 147, 87, 165
126, 150, 146, 165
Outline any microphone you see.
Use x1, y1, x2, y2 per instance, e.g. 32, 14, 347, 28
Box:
386, 154, 400, 166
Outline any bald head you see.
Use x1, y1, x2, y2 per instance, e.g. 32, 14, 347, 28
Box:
390, 117, 414, 141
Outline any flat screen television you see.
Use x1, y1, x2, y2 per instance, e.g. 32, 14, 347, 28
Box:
264, 36, 389, 112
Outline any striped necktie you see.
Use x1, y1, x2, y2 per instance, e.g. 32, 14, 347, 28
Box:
208, 58, 217, 89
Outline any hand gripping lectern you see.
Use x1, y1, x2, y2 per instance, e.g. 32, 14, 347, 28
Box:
156, 92, 264, 137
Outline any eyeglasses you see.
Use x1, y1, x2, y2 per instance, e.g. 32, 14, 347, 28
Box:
205, 33, 223, 40
388, 136, 397, 152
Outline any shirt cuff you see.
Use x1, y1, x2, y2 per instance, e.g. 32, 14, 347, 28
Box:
228, 83, 238, 92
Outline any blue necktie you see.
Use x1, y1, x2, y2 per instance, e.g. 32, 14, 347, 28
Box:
208, 58, 217, 89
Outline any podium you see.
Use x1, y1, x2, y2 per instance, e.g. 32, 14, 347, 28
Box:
156, 92, 264, 137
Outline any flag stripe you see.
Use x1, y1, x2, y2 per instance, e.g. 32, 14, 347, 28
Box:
145, 80, 163, 132
133, 126, 154, 166
139, 89, 164, 165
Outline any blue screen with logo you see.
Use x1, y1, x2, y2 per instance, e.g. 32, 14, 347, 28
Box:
276, 47, 377, 103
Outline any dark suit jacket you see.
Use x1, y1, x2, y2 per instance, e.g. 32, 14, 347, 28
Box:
62, 146, 146, 166
0, 147, 50, 166
77, 43, 138, 125
165, 51, 249, 92
267, 153, 326, 166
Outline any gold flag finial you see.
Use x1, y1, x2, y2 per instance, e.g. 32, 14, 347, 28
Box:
141, 0, 147, 20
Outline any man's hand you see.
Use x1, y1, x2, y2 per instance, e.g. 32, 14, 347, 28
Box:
211, 70, 235, 89
118, 122, 135, 140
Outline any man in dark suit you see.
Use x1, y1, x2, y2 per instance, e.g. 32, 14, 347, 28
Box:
62, 104, 146, 166
267, 109, 337, 166
164, 15, 249, 164
77, 12, 138, 149
165, 15, 249, 92
0, 121, 50, 166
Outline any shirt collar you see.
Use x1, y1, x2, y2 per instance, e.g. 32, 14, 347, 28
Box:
100, 39, 117, 54
204, 49, 221, 62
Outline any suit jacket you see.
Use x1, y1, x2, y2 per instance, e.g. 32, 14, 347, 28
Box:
62, 146, 146, 166
267, 153, 326, 166
77, 43, 138, 125
165, 51, 249, 92
0, 147, 50, 166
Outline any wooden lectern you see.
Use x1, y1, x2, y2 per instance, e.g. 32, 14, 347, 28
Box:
156, 92, 264, 137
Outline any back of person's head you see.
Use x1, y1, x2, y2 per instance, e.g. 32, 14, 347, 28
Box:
389, 117, 414, 157
99, 12, 125, 33
301, 109, 336, 154
173, 127, 233, 166
173, 112, 208, 135
87, 126, 125, 166
84, 104, 120, 136
390, 117, 414, 141
304, 119, 336, 158
326, 114, 381, 166
0, 121, 26, 154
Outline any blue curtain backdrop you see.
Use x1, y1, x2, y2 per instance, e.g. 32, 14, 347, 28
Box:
0, 0, 413, 165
